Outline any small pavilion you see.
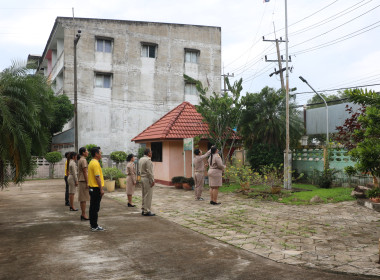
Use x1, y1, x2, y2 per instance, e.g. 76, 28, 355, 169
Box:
132, 101, 212, 185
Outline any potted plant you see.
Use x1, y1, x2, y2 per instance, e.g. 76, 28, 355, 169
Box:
102, 167, 119, 192
115, 169, 127, 189
367, 188, 380, 203
171, 176, 184, 189
182, 177, 195, 190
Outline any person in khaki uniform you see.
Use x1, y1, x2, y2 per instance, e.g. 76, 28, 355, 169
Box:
139, 148, 155, 216
207, 146, 225, 205
78, 147, 90, 220
67, 152, 79, 211
126, 153, 137, 207
193, 148, 211, 201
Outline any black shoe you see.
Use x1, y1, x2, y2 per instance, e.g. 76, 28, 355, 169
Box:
128, 203, 136, 207
65, 203, 70, 206
81, 215, 89, 221
210, 201, 215, 205
142, 212, 156, 216
70, 207, 79, 211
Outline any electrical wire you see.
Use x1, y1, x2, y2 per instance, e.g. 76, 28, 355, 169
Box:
295, 83, 380, 94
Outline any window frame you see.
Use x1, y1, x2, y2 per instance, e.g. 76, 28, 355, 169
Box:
95, 37, 113, 53
184, 48, 200, 63
151, 142, 163, 162
184, 82, 197, 95
141, 42, 158, 58
95, 72, 113, 89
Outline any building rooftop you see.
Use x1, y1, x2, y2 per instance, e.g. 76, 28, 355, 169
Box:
132, 102, 209, 142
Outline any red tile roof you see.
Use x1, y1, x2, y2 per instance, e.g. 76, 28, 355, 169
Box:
132, 102, 209, 142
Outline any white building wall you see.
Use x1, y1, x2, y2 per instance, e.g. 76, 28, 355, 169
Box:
43, 17, 221, 155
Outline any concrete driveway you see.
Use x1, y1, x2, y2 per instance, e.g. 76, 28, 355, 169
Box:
0, 179, 376, 280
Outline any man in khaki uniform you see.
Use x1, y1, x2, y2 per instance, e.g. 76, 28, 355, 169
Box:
139, 148, 155, 216
193, 148, 211, 201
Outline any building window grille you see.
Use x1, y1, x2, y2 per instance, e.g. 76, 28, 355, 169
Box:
95, 73, 112, 88
141, 44, 157, 58
96, 39, 112, 53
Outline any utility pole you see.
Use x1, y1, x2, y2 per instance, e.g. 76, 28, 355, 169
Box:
284, 0, 291, 190
74, 29, 81, 153
221, 72, 234, 92
263, 36, 291, 90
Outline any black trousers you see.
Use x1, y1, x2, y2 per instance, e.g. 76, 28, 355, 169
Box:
64, 176, 69, 204
89, 187, 102, 228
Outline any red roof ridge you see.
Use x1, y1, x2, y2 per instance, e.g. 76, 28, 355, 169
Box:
160, 102, 187, 138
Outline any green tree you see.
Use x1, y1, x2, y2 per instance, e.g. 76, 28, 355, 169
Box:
50, 94, 74, 135
110, 151, 127, 169
347, 88, 380, 187
0, 62, 55, 188
45, 151, 62, 178
184, 74, 242, 163
306, 90, 350, 109
240, 87, 303, 150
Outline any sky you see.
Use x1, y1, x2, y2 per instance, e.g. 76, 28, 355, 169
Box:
1, 0, 379, 106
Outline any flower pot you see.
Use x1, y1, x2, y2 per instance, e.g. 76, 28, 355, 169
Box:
271, 186, 282, 194
118, 178, 126, 189
105, 180, 115, 192
183, 183, 192, 190
370, 197, 380, 203
174, 183, 183, 189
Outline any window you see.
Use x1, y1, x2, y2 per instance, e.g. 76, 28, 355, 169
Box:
96, 38, 112, 53
95, 73, 112, 88
151, 142, 162, 162
185, 83, 197, 95
185, 49, 199, 63
141, 43, 157, 58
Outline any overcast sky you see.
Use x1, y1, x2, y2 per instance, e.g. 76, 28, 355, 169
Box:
1, 0, 379, 105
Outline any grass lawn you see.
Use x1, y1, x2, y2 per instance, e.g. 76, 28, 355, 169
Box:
217, 183, 355, 205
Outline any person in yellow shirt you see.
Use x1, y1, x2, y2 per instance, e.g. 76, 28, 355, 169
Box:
88, 147, 105, 231
64, 152, 70, 206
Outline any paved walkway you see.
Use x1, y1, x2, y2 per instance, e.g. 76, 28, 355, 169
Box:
0, 179, 378, 279
109, 184, 380, 277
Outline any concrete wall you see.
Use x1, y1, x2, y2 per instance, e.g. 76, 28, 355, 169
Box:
45, 18, 221, 155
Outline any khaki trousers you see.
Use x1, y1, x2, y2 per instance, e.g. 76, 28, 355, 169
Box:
194, 172, 205, 199
141, 177, 153, 213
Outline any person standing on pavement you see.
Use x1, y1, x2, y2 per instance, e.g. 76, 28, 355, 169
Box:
64, 152, 70, 206
207, 146, 225, 205
193, 148, 211, 201
67, 152, 79, 211
88, 147, 105, 231
139, 148, 155, 216
126, 154, 137, 207
78, 147, 90, 220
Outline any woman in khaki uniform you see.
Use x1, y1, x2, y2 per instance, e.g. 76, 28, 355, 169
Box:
126, 154, 137, 207
78, 147, 90, 220
207, 147, 225, 205
67, 152, 79, 211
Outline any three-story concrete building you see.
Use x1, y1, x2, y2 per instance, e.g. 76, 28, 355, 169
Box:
34, 17, 221, 154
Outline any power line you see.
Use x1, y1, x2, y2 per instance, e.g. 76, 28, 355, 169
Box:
295, 83, 380, 94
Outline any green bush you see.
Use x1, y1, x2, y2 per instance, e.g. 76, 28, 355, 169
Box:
102, 167, 119, 181
367, 187, 380, 198
44, 151, 62, 164
314, 169, 338, 189
247, 143, 283, 171
138, 147, 145, 159
171, 176, 184, 184
110, 151, 127, 164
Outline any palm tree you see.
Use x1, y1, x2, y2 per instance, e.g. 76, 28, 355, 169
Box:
239, 86, 303, 149
0, 62, 54, 188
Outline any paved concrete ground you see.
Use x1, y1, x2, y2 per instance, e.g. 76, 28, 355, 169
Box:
0, 180, 378, 280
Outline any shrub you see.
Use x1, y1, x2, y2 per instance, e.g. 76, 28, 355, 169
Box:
44, 151, 62, 178
85, 144, 103, 166
314, 169, 338, 189
102, 167, 120, 181
171, 176, 184, 184
138, 147, 145, 159
182, 177, 195, 187
367, 187, 380, 198
247, 143, 283, 171
224, 158, 261, 192
110, 151, 127, 164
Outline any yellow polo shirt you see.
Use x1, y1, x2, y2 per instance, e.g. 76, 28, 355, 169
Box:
88, 159, 104, 187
